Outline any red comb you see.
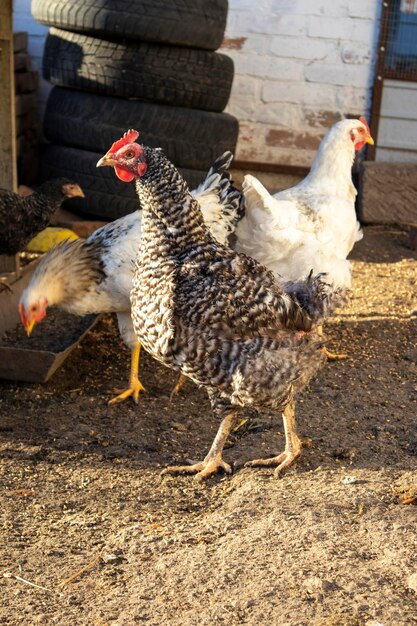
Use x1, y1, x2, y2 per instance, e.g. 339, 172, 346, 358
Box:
359, 117, 370, 134
107, 129, 139, 155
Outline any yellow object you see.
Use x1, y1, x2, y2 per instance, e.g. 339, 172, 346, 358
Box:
25, 227, 78, 252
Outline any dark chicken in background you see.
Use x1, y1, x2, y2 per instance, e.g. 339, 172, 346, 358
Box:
0, 178, 84, 255
97, 130, 339, 479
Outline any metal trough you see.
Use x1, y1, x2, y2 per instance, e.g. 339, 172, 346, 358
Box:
0, 259, 98, 383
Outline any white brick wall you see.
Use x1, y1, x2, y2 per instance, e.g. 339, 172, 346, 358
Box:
222, 0, 381, 167
13, 0, 381, 169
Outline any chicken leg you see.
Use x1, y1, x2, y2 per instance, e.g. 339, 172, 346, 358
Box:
162, 410, 238, 480
109, 342, 145, 405
0, 278, 12, 293
318, 324, 347, 360
245, 402, 303, 476
169, 373, 187, 401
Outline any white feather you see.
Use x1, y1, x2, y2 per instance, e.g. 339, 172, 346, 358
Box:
235, 119, 366, 291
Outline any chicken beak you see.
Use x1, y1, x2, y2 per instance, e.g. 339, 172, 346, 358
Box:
96, 155, 116, 168
365, 135, 375, 146
25, 319, 36, 336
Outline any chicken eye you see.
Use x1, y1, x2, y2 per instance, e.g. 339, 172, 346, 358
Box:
124, 150, 135, 159
358, 128, 365, 134
31, 305, 37, 312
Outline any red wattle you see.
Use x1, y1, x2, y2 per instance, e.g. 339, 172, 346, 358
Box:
354, 140, 366, 151
114, 166, 135, 182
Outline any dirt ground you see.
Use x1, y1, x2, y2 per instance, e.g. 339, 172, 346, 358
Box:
0, 225, 416, 626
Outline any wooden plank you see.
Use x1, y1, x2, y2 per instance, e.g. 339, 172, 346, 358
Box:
0, 0, 18, 276
376, 147, 417, 163
377, 117, 417, 150
359, 161, 417, 224
380, 83, 417, 121
0, 0, 17, 191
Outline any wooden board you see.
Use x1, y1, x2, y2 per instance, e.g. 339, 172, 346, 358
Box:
0, 0, 17, 191
359, 161, 417, 224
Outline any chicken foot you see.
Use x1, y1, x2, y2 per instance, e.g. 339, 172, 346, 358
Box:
245, 402, 304, 477
109, 343, 145, 405
162, 410, 238, 480
0, 278, 12, 293
318, 324, 347, 360
169, 373, 187, 401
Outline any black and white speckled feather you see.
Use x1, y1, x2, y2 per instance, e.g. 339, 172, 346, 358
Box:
20, 155, 241, 352
130, 146, 336, 413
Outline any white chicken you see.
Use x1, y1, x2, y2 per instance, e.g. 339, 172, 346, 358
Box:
19, 152, 243, 404
235, 117, 374, 357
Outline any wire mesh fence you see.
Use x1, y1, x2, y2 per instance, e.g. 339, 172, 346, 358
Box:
384, 0, 417, 79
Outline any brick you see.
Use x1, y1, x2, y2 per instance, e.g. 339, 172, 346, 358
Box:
226, 11, 256, 35
236, 122, 317, 167
231, 53, 269, 78
304, 63, 372, 88
256, 102, 304, 127
249, 14, 307, 36
273, 0, 349, 17
265, 127, 321, 151
336, 85, 369, 110
262, 80, 338, 107
228, 95, 258, 120
348, 0, 380, 20
230, 76, 261, 98
266, 57, 305, 82
270, 35, 336, 60
304, 109, 343, 129
238, 35, 268, 55
221, 37, 247, 50
229, 0, 270, 11
308, 15, 374, 41
341, 41, 372, 65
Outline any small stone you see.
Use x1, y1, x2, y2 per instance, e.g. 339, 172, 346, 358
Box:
407, 572, 417, 593
342, 475, 358, 485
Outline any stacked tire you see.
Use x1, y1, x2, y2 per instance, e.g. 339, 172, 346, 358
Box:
32, 0, 238, 219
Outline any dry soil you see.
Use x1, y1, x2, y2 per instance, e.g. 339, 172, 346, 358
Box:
0, 225, 416, 626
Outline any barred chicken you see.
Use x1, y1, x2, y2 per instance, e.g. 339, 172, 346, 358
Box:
0, 179, 84, 255
235, 118, 374, 358
19, 152, 242, 405
97, 130, 338, 479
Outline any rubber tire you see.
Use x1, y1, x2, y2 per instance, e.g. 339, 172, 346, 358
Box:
43, 88, 239, 172
40, 144, 207, 220
31, 0, 228, 51
43, 28, 234, 113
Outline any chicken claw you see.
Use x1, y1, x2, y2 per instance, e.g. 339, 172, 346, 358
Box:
162, 410, 237, 480
0, 279, 13, 293
109, 378, 145, 405
245, 401, 304, 477
108, 343, 145, 405
162, 456, 232, 481
317, 325, 347, 360
321, 346, 347, 360
245, 446, 301, 477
